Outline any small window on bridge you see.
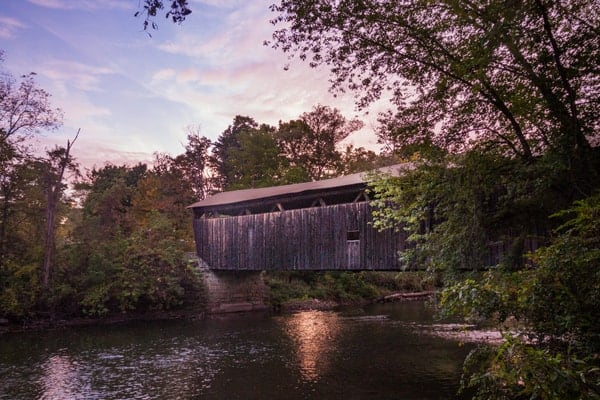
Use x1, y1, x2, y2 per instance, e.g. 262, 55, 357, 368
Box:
347, 230, 360, 241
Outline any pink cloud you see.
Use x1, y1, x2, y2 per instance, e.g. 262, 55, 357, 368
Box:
26, 0, 131, 11
0, 16, 26, 38
39, 60, 115, 92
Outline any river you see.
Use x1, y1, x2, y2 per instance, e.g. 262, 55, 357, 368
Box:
0, 301, 474, 399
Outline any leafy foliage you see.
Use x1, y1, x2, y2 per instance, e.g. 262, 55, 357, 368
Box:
461, 336, 600, 400
439, 193, 600, 399
211, 107, 371, 191
171, 127, 213, 200
275, 105, 364, 180
57, 161, 205, 317
370, 151, 567, 274
270, 0, 599, 169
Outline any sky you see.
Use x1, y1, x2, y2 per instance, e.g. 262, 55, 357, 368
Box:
1, 0, 387, 172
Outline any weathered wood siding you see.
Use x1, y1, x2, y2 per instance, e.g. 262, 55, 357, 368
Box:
193, 202, 410, 271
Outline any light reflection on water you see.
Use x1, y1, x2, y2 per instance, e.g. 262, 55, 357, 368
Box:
39, 353, 86, 400
0, 302, 473, 400
279, 310, 341, 382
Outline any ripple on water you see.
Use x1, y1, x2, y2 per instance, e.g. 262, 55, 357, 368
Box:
0, 303, 473, 400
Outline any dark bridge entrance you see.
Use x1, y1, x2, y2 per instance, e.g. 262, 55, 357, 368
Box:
189, 165, 410, 271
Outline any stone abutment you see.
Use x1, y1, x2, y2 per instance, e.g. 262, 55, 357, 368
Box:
196, 258, 269, 314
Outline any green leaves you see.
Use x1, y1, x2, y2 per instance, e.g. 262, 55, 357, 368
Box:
462, 336, 600, 400
271, 0, 598, 165
438, 191, 600, 398
369, 146, 600, 397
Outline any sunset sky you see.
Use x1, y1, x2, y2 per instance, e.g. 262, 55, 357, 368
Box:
1, 0, 386, 171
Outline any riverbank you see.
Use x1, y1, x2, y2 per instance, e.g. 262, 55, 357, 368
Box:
0, 308, 206, 334
1, 271, 438, 334
0, 289, 437, 334
279, 290, 436, 312
266, 270, 439, 310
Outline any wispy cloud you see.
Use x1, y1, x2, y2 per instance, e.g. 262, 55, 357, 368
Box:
35, 134, 153, 172
0, 16, 26, 39
188, 0, 246, 7
157, 3, 272, 65
148, 3, 371, 135
38, 60, 115, 92
26, 0, 132, 11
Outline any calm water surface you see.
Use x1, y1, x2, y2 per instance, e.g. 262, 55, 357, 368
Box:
0, 302, 473, 399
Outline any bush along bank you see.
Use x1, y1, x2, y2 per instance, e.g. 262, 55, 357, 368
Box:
264, 270, 440, 311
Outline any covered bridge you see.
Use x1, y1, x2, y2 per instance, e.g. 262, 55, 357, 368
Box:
189, 165, 412, 271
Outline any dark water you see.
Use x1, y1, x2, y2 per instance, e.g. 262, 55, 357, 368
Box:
0, 302, 473, 399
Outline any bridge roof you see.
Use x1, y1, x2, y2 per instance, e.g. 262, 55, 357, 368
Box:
188, 163, 410, 212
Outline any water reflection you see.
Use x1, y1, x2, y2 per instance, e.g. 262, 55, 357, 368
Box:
0, 303, 473, 400
39, 352, 87, 400
281, 310, 341, 382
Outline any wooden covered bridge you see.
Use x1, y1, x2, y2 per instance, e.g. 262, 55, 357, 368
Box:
189, 165, 412, 271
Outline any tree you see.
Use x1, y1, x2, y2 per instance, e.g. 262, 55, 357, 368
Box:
133, 153, 196, 241
210, 115, 259, 191
275, 105, 363, 180
0, 53, 63, 265
171, 127, 213, 200
225, 125, 289, 190
0, 72, 62, 144
77, 163, 148, 239
338, 144, 379, 175
41, 131, 79, 289
269, 1, 599, 174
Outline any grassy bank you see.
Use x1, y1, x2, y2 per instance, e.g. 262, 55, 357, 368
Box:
264, 270, 439, 309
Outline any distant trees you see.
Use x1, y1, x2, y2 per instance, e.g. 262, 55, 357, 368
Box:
209, 105, 371, 191
275, 105, 363, 180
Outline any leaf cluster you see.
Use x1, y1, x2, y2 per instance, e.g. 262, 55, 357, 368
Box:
135, 0, 192, 31
270, 0, 599, 166
210, 105, 371, 191
439, 192, 600, 398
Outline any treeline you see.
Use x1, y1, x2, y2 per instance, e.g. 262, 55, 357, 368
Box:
1, 51, 398, 320
189, 107, 383, 196
1, 130, 206, 319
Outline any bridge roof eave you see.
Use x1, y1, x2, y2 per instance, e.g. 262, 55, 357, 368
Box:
194, 183, 366, 215
188, 163, 411, 213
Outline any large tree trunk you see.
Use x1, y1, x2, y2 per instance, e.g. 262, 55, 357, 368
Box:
42, 130, 78, 288
42, 184, 59, 288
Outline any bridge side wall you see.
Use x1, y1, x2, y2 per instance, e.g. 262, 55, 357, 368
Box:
192, 202, 410, 271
